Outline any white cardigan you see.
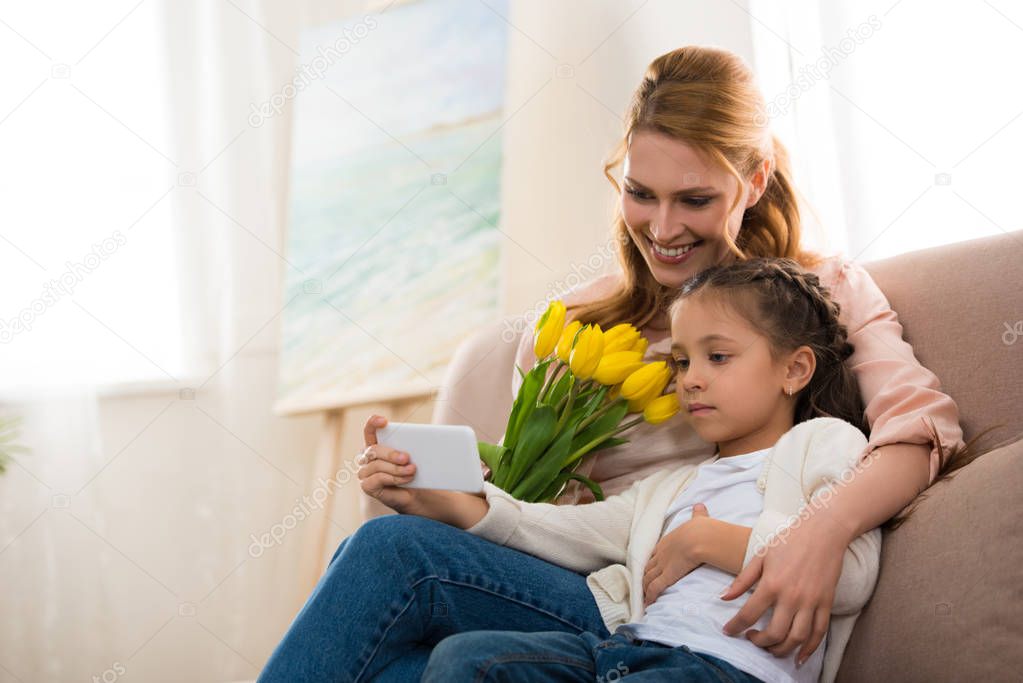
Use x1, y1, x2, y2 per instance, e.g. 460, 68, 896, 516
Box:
466, 417, 883, 683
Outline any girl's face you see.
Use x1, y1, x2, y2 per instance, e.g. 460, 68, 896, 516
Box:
669, 295, 814, 457
621, 130, 770, 292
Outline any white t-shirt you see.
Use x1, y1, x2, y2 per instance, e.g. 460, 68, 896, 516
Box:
617, 447, 826, 683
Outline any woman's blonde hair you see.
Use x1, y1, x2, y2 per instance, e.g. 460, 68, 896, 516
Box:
568, 45, 825, 329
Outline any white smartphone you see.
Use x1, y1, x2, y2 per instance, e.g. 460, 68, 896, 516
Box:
376, 422, 485, 494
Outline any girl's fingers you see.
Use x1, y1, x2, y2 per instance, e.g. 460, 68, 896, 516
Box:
645, 576, 667, 606
357, 446, 408, 471
642, 563, 663, 598
642, 556, 656, 584
363, 414, 387, 447
358, 459, 415, 481
362, 471, 415, 494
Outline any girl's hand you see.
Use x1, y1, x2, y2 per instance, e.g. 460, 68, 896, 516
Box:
359, 415, 491, 529
358, 415, 425, 516
642, 503, 712, 607
719, 514, 846, 667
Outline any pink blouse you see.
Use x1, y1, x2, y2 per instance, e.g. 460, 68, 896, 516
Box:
511, 254, 966, 505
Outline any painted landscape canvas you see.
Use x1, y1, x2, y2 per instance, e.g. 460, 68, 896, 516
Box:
277, 0, 508, 412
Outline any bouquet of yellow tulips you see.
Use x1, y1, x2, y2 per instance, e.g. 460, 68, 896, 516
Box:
477, 300, 680, 503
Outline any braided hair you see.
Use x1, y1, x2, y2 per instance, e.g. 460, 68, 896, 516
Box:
668, 257, 869, 436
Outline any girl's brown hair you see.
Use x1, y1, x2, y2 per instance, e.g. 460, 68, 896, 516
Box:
669, 256, 1000, 530
567, 45, 826, 330
668, 257, 868, 434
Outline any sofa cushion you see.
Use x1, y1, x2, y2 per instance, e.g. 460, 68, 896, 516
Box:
836, 438, 1023, 681
430, 317, 520, 442
861, 230, 1023, 448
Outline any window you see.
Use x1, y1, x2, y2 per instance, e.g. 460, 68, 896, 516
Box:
0, 1, 181, 391
749, 0, 1021, 261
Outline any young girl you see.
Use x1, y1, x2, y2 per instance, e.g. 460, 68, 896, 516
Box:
351, 257, 882, 683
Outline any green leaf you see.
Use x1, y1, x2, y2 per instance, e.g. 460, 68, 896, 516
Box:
570, 385, 609, 424
477, 441, 506, 475
501, 405, 558, 491
504, 359, 552, 452
0, 415, 28, 476
545, 371, 574, 408
565, 472, 605, 501
532, 471, 572, 503
511, 413, 583, 500
537, 305, 553, 328
570, 399, 629, 456
589, 437, 628, 453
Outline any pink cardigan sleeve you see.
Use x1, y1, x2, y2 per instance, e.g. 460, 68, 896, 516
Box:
827, 258, 966, 485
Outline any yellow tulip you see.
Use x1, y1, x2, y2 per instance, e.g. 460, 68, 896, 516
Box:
533, 300, 566, 359
630, 336, 649, 356
620, 361, 671, 400
643, 393, 681, 424
603, 323, 641, 354
627, 382, 664, 413
555, 320, 583, 363
591, 351, 645, 386
569, 324, 604, 380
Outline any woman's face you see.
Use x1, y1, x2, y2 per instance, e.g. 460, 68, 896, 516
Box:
621, 130, 769, 291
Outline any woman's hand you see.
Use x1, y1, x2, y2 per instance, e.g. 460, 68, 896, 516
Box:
719, 514, 847, 668
358, 415, 426, 516
642, 503, 712, 607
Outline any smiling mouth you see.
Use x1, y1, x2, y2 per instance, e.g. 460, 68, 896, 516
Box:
649, 239, 702, 257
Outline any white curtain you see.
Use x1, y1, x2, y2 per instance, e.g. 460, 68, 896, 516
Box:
0, 2, 327, 681
749, 0, 1023, 260
0, 391, 115, 682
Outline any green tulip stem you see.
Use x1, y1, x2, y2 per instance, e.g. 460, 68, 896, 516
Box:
562, 413, 648, 468
538, 361, 566, 403
555, 382, 579, 433
562, 431, 614, 467
574, 392, 617, 433
613, 415, 646, 434
555, 383, 596, 413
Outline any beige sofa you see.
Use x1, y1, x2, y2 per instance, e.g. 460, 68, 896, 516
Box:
429, 230, 1023, 681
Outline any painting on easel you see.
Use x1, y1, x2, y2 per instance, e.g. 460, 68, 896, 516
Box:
276, 0, 509, 414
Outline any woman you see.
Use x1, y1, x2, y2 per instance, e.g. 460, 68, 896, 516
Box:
258, 45, 965, 682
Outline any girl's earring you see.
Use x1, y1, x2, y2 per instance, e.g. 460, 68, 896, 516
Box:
786, 384, 793, 396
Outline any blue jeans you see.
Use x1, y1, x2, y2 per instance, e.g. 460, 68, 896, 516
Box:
257, 514, 612, 682
423, 630, 764, 682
